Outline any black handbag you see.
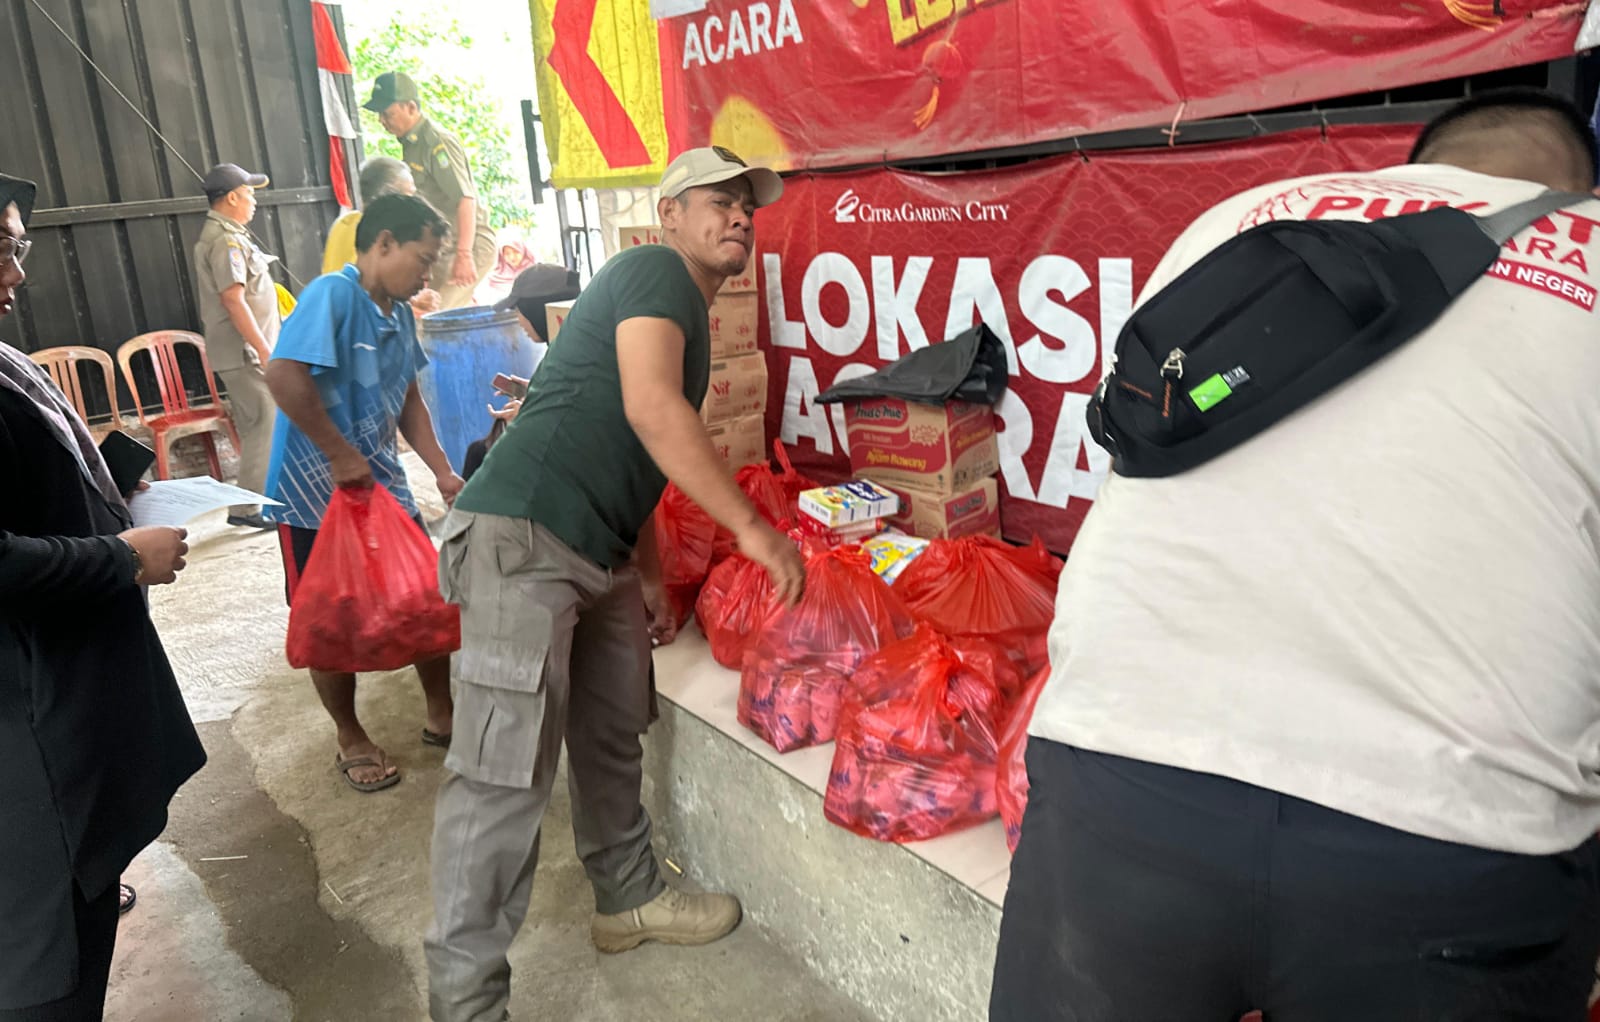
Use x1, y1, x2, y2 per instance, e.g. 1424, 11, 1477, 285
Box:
1087, 190, 1586, 478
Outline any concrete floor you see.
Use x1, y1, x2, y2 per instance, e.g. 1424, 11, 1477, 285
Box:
105, 476, 875, 1022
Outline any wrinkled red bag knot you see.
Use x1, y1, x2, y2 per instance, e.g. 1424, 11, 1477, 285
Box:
284, 485, 459, 673
893, 535, 1061, 682
825, 624, 1012, 843
737, 543, 914, 752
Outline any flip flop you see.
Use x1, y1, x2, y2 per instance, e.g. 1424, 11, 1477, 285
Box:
118, 883, 137, 916
335, 753, 401, 793
421, 727, 452, 749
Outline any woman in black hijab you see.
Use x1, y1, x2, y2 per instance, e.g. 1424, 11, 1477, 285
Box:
0, 174, 205, 1021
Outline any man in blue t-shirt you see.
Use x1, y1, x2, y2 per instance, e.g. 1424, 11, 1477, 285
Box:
264, 192, 465, 794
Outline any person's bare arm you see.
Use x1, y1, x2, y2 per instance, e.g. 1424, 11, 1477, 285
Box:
219, 284, 272, 364
617, 315, 804, 604
633, 511, 678, 644
450, 197, 477, 287
264, 359, 372, 487
399, 380, 464, 504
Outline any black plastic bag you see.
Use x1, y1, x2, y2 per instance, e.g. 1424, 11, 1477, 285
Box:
815, 323, 1008, 407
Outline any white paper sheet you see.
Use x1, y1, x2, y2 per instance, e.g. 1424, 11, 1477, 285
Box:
127, 477, 282, 528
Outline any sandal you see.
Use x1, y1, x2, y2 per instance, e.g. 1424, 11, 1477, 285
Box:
118, 882, 136, 916
421, 727, 452, 749
335, 752, 401, 793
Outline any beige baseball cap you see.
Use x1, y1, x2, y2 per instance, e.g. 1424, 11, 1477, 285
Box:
659, 146, 782, 208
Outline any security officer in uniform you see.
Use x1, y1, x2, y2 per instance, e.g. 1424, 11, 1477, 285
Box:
364, 72, 496, 310
193, 162, 279, 530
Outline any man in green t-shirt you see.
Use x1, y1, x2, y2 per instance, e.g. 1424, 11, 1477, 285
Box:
425, 147, 804, 1020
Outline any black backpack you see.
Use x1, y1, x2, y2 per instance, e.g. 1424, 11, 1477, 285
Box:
1087, 190, 1585, 478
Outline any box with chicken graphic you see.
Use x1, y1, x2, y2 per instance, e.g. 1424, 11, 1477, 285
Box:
843, 397, 999, 495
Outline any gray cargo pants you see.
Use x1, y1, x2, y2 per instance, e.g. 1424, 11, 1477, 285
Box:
425, 511, 665, 1022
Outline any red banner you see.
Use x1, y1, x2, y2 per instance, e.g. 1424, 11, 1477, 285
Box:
756, 126, 1418, 552
657, 1, 1579, 171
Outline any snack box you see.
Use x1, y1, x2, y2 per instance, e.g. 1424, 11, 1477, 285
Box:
798, 480, 901, 528
860, 532, 931, 584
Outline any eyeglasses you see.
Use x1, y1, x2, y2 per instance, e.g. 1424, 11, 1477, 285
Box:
0, 238, 32, 268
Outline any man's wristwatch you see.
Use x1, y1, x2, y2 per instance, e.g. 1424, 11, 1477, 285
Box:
122, 538, 145, 585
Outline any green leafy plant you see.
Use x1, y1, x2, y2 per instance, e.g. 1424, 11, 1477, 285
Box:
350, 17, 534, 229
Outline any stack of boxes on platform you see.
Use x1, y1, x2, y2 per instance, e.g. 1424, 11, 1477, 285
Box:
701, 255, 764, 469
840, 397, 1002, 540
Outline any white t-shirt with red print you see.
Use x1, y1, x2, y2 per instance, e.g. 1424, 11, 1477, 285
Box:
1031, 164, 1600, 855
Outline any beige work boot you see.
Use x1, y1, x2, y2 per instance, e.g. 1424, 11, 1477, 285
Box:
590, 885, 743, 954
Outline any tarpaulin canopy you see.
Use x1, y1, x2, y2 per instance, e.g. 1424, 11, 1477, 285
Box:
531, 0, 1583, 187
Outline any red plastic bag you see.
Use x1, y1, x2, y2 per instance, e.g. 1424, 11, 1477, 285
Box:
997, 665, 1050, 853
654, 483, 717, 627
738, 545, 915, 752
825, 625, 1009, 842
893, 535, 1062, 681
709, 462, 789, 564
285, 485, 460, 672
770, 440, 818, 521
698, 531, 835, 668
695, 553, 775, 668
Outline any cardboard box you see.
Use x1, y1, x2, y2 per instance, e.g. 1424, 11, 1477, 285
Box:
797, 516, 882, 543
708, 293, 759, 358
546, 300, 574, 342
705, 413, 766, 470
700, 353, 768, 424
617, 224, 662, 249
845, 398, 999, 495
617, 222, 754, 292
798, 480, 900, 528
720, 263, 756, 294
868, 476, 1002, 541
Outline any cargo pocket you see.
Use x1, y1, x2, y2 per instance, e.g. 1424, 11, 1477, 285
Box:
437, 511, 474, 605
447, 640, 551, 789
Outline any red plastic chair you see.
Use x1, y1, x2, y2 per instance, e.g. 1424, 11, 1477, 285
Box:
116, 330, 241, 480
27, 345, 127, 441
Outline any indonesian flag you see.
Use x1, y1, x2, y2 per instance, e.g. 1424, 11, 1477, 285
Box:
311, 1, 357, 209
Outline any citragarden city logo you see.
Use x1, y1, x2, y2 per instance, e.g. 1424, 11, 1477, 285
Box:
832, 189, 1011, 225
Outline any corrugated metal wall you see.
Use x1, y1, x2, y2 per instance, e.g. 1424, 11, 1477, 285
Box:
0, 0, 350, 359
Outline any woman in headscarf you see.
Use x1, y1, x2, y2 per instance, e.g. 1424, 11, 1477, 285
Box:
0, 173, 206, 1021
476, 237, 534, 303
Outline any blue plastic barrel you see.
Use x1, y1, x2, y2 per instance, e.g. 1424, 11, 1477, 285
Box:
417, 306, 535, 475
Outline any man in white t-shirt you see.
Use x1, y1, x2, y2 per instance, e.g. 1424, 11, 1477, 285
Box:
992, 88, 1600, 1021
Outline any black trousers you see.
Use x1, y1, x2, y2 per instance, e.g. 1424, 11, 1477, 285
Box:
0, 883, 118, 1022
991, 740, 1600, 1022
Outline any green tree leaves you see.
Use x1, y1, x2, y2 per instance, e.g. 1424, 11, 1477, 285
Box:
350, 17, 534, 229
